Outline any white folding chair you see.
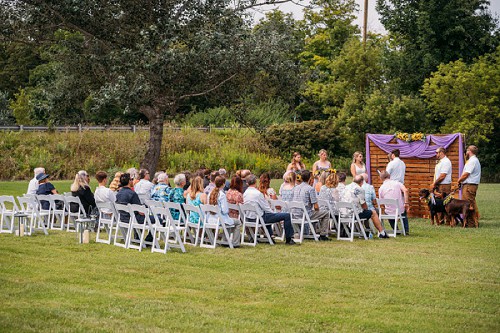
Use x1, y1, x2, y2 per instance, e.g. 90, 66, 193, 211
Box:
95, 201, 118, 244
287, 201, 319, 243
48, 194, 67, 230
127, 204, 154, 251
64, 196, 87, 232
377, 198, 406, 237
150, 206, 186, 253
183, 203, 203, 246
199, 204, 234, 249
318, 199, 338, 236
144, 199, 164, 208
35, 194, 53, 229
0, 195, 19, 233
239, 203, 274, 246
336, 201, 368, 242
268, 199, 287, 241
113, 203, 132, 248
17, 196, 48, 236
138, 193, 150, 205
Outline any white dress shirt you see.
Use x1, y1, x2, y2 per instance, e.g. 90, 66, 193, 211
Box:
243, 186, 273, 218
386, 157, 406, 184
134, 179, 154, 199
95, 186, 116, 203
27, 177, 39, 195
434, 156, 452, 184
462, 155, 481, 184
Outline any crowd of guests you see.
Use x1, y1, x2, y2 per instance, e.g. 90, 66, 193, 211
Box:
26, 144, 482, 246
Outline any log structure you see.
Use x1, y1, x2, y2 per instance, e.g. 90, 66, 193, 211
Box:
365, 133, 464, 218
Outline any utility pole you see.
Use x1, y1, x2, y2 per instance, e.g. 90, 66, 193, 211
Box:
363, 0, 368, 49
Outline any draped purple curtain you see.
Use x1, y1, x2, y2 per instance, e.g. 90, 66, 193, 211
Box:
365, 134, 464, 190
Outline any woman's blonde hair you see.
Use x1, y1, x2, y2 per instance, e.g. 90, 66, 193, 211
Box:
352, 151, 365, 165
283, 171, 296, 184
109, 172, 123, 192
189, 176, 204, 200
318, 149, 327, 157
325, 173, 339, 188
70, 170, 89, 192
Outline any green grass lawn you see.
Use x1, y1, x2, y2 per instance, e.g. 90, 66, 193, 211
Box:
0, 181, 498, 332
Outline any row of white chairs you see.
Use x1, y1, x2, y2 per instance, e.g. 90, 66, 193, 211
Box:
0, 194, 89, 236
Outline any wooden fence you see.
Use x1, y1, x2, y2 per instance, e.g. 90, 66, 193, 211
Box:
0, 125, 238, 133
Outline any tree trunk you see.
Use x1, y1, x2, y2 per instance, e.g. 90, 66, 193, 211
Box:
140, 105, 164, 175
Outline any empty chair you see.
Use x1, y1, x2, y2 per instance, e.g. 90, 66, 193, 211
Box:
199, 204, 234, 249
150, 206, 186, 254
127, 204, 154, 251
48, 194, 67, 230
95, 201, 119, 244
377, 198, 406, 237
336, 201, 369, 242
113, 203, 132, 248
17, 196, 48, 236
287, 201, 319, 243
239, 203, 274, 247
0, 195, 19, 233
183, 203, 204, 246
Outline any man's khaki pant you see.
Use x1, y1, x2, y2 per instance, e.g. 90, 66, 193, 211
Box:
462, 184, 479, 227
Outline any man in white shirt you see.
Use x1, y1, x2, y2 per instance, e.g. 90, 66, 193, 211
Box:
457, 145, 481, 227
94, 171, 116, 204
243, 174, 296, 245
134, 168, 154, 201
431, 147, 452, 194
27, 167, 45, 195
386, 149, 406, 184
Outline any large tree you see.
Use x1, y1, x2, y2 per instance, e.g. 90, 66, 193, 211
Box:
0, 0, 291, 173
377, 0, 500, 94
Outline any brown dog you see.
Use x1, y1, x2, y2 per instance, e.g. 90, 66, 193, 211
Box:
443, 193, 471, 228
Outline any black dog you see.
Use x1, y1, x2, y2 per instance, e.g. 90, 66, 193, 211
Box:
419, 189, 446, 225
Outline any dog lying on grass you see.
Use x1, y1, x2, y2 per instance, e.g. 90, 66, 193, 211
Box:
419, 189, 446, 225
419, 188, 472, 227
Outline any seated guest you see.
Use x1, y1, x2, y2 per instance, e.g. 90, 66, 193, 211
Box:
94, 171, 116, 204
204, 171, 219, 196
109, 171, 123, 192
279, 171, 295, 202
134, 168, 154, 200
150, 172, 171, 202
244, 174, 295, 245
182, 171, 192, 191
361, 173, 377, 212
343, 175, 388, 238
226, 175, 244, 218
70, 170, 96, 215
337, 172, 347, 200
315, 169, 330, 194
259, 172, 277, 200
27, 167, 45, 195
185, 176, 207, 224
115, 173, 142, 223
318, 172, 340, 212
126, 167, 139, 188
208, 176, 241, 247
152, 171, 164, 185
169, 173, 186, 220
292, 170, 330, 241
378, 170, 410, 234
240, 169, 251, 193
36, 173, 58, 210
218, 168, 230, 192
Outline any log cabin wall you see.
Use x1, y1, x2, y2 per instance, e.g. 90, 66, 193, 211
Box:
367, 134, 462, 218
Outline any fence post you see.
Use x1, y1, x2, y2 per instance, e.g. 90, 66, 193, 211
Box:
132, 125, 136, 133
19, 125, 23, 132
78, 124, 82, 132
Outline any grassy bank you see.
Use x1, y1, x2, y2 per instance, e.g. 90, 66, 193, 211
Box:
0, 183, 498, 332
0, 129, 286, 181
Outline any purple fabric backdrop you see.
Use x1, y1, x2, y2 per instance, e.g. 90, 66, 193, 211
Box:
365, 134, 464, 197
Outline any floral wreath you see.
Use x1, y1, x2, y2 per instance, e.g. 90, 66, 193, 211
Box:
394, 131, 426, 143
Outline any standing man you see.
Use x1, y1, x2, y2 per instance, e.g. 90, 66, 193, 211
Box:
386, 149, 406, 184
431, 147, 452, 194
457, 145, 481, 228
27, 167, 45, 195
